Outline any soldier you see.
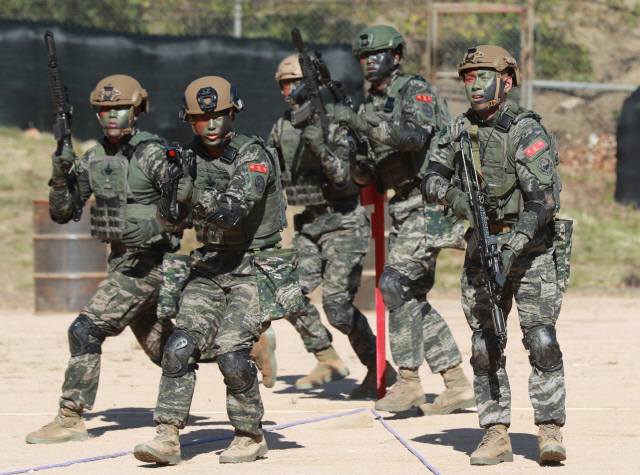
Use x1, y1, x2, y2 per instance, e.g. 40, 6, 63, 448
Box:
26, 75, 181, 444
268, 55, 395, 397
422, 45, 567, 465
332, 25, 473, 414
134, 76, 301, 465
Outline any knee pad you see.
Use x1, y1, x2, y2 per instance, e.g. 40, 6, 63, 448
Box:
523, 325, 563, 372
68, 314, 106, 357
161, 330, 199, 378
323, 302, 356, 335
217, 349, 257, 394
470, 331, 502, 376
378, 269, 414, 311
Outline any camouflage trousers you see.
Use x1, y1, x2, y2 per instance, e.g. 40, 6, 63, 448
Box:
287, 204, 377, 366
385, 194, 464, 371
461, 226, 566, 428
60, 247, 173, 412
154, 247, 265, 437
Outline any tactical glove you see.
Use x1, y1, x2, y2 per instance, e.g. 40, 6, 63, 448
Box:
447, 188, 475, 228
121, 218, 165, 248
51, 146, 76, 183
177, 174, 201, 207
301, 123, 326, 157
500, 243, 517, 279
332, 105, 369, 134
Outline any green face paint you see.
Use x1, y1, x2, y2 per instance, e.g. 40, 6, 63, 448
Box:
99, 106, 132, 134
465, 69, 499, 111
196, 114, 232, 147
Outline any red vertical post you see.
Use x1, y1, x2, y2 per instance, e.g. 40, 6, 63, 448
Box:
360, 184, 388, 399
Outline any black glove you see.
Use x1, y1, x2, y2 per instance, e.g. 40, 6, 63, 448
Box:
205, 196, 243, 230
51, 146, 76, 183
447, 188, 475, 228
121, 218, 164, 248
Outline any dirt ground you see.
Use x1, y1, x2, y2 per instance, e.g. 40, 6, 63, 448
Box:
1, 291, 639, 475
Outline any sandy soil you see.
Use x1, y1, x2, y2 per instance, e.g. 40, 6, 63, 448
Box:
1, 292, 639, 474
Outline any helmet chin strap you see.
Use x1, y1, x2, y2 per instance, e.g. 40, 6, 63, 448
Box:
470, 76, 504, 111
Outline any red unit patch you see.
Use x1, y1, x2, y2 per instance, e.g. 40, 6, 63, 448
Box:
415, 94, 433, 103
249, 164, 268, 174
524, 140, 547, 158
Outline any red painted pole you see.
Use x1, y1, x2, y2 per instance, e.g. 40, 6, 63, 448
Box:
360, 184, 388, 399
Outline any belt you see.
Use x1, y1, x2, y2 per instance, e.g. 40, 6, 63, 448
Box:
489, 223, 514, 234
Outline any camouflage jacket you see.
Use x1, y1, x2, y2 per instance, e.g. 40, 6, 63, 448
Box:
424, 100, 560, 257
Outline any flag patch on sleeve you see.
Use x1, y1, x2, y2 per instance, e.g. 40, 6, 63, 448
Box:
249, 164, 268, 174
524, 140, 547, 158
415, 95, 433, 102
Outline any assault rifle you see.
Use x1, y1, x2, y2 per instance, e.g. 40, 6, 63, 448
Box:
290, 28, 355, 138
458, 131, 508, 359
158, 144, 196, 224
45, 30, 82, 221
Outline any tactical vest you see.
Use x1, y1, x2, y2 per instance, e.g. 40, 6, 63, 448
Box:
364, 73, 449, 194
192, 133, 285, 249
278, 119, 359, 207
87, 131, 168, 244
453, 101, 561, 224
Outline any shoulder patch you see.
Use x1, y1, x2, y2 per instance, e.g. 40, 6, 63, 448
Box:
249, 164, 268, 174
524, 139, 548, 158
415, 95, 433, 103
537, 157, 553, 175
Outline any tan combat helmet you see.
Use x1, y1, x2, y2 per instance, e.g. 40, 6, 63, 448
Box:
457, 45, 520, 108
275, 54, 303, 83
90, 75, 149, 136
179, 76, 243, 121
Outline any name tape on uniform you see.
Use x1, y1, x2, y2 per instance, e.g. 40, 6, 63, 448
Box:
414, 94, 433, 103
524, 140, 547, 158
249, 164, 268, 174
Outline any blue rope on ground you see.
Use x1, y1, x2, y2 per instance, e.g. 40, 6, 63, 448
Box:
1, 408, 367, 474
371, 408, 442, 475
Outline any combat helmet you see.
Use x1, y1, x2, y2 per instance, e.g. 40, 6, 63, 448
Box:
352, 25, 407, 59
90, 75, 149, 136
457, 45, 520, 86
179, 76, 244, 121
275, 54, 303, 83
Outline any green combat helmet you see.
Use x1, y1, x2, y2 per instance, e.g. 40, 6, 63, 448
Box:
352, 25, 407, 59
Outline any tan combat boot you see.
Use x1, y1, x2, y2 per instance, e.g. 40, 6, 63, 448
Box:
350, 362, 397, 399
250, 326, 277, 388
219, 433, 268, 463
26, 407, 88, 444
470, 424, 513, 465
538, 423, 567, 464
419, 365, 476, 415
295, 346, 349, 390
374, 367, 426, 412
134, 424, 181, 465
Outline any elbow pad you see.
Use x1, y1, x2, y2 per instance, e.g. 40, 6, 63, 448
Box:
523, 187, 555, 230
204, 195, 244, 230
396, 122, 427, 152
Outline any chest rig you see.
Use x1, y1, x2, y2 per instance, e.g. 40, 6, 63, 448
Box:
279, 119, 359, 207
454, 102, 560, 223
364, 74, 427, 194
191, 133, 285, 247
87, 132, 165, 242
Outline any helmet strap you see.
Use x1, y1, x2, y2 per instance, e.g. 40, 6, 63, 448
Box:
470, 75, 504, 111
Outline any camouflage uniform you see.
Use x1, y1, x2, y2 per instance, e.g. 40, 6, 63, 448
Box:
423, 99, 566, 428
350, 70, 465, 372
49, 128, 179, 413
153, 133, 301, 438
268, 112, 376, 367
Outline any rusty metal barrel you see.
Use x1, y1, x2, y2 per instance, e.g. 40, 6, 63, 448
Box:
33, 200, 108, 313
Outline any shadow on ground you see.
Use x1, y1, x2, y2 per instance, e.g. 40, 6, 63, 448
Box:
413, 428, 541, 462
273, 375, 362, 401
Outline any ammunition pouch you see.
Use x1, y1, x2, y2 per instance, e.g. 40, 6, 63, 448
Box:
552, 218, 573, 292
90, 195, 125, 242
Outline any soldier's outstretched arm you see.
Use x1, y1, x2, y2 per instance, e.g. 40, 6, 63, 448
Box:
200, 144, 273, 230
367, 79, 437, 151
320, 121, 352, 188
